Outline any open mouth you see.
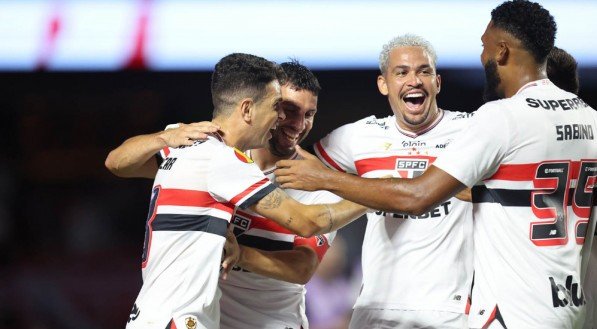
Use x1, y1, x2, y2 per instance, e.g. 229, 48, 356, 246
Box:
402, 92, 426, 112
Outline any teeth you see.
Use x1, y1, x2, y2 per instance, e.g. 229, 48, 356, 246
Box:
404, 93, 424, 99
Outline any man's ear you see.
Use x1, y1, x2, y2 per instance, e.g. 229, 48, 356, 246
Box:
377, 75, 389, 96
239, 98, 254, 123
496, 42, 509, 65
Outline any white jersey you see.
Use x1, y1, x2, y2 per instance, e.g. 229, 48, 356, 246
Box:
127, 134, 276, 329
315, 110, 474, 314
220, 151, 340, 329
434, 79, 597, 329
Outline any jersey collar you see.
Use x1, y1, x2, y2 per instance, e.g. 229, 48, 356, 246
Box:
515, 79, 552, 95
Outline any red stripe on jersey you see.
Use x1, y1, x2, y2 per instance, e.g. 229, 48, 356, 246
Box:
294, 235, 330, 262
481, 306, 498, 329
315, 141, 346, 172
230, 178, 270, 205
487, 161, 583, 181
355, 155, 436, 176
465, 296, 471, 315
157, 188, 234, 214
235, 210, 294, 234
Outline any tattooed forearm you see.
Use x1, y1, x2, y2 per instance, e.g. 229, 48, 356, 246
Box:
258, 188, 288, 210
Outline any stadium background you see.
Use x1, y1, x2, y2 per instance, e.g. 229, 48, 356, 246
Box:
1, 1, 596, 328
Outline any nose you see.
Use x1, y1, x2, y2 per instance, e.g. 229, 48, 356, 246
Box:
277, 106, 286, 121
406, 72, 422, 87
288, 114, 306, 131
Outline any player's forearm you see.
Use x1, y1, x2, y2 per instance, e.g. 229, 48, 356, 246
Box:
105, 132, 163, 178
321, 167, 464, 215
237, 246, 318, 284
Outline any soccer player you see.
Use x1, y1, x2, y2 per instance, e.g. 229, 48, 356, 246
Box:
276, 1, 597, 328
109, 61, 357, 329
305, 34, 473, 328
218, 61, 345, 329
121, 53, 365, 329
546, 45, 597, 329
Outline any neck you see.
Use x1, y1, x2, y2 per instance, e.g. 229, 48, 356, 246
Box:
212, 118, 250, 151
503, 62, 547, 98
250, 147, 295, 171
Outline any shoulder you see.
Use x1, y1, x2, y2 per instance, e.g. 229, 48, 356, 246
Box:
443, 109, 475, 121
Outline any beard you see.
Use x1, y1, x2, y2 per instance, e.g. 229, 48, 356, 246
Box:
483, 59, 504, 102
268, 130, 305, 158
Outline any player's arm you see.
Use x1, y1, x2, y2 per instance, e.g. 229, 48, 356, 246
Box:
275, 146, 466, 215
236, 245, 320, 284
248, 189, 367, 237
105, 122, 219, 178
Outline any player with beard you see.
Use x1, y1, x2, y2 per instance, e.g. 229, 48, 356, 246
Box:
276, 1, 597, 328
308, 34, 474, 328
107, 61, 365, 329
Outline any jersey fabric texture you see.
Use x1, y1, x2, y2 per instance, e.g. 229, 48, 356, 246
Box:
127, 135, 275, 329
219, 151, 340, 329
314, 110, 474, 321
433, 79, 597, 329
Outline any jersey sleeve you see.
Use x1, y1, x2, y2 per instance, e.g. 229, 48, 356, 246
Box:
291, 188, 341, 261
433, 103, 512, 187
208, 147, 276, 209
294, 231, 337, 262
314, 121, 361, 174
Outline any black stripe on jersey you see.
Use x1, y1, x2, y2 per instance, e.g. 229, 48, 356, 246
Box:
472, 186, 531, 206
472, 186, 595, 207
152, 214, 228, 237
237, 234, 294, 251
238, 183, 277, 209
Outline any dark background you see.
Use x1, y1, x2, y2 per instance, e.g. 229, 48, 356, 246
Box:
1, 68, 596, 329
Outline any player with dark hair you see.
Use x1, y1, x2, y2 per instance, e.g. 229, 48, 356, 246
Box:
547, 46, 579, 95
122, 53, 366, 329
276, 1, 597, 328
218, 60, 345, 329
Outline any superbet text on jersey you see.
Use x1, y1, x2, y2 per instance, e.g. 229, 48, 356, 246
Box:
315, 110, 474, 315
127, 134, 275, 329
219, 151, 340, 329
434, 79, 597, 329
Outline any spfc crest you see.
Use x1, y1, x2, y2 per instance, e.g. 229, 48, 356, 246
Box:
185, 317, 197, 329
231, 213, 252, 237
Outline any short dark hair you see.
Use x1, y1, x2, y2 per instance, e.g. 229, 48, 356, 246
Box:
491, 0, 556, 63
211, 53, 286, 118
280, 60, 321, 96
547, 47, 579, 95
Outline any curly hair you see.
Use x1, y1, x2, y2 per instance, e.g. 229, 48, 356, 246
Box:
491, 0, 557, 63
280, 59, 321, 96
211, 53, 286, 118
547, 47, 579, 95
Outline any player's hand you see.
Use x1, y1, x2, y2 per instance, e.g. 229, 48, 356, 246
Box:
274, 145, 334, 191
221, 225, 240, 280
158, 122, 220, 148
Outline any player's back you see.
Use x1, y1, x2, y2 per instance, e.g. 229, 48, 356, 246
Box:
468, 80, 597, 328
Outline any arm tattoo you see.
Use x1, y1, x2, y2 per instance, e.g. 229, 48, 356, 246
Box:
258, 188, 288, 210
324, 204, 334, 232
